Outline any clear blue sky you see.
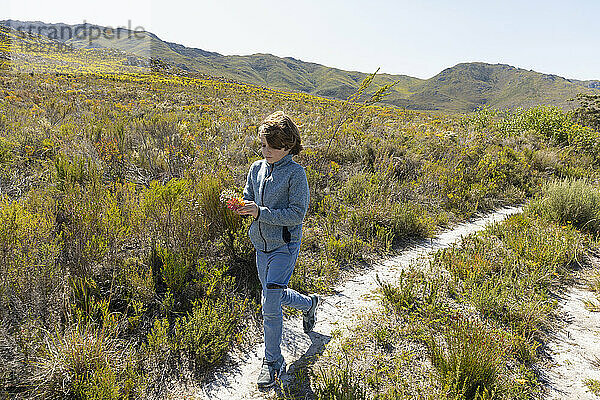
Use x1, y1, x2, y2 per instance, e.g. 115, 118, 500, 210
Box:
4, 0, 599, 80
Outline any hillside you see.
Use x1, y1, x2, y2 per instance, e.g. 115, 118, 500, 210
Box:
409, 62, 600, 112
2, 19, 599, 112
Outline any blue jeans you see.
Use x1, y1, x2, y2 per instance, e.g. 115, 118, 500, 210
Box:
256, 241, 312, 362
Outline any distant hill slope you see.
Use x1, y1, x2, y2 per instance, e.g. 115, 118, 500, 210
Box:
411, 62, 600, 112
2, 19, 599, 112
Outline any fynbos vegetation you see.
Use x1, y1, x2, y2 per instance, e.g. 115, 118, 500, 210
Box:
0, 38, 599, 399
314, 181, 600, 399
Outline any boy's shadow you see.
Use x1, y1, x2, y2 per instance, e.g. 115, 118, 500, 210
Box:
261, 329, 331, 398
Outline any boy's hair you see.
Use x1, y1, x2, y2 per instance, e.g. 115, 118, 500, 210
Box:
258, 111, 303, 155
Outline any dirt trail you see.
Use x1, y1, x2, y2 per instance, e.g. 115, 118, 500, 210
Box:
546, 278, 600, 400
189, 206, 523, 399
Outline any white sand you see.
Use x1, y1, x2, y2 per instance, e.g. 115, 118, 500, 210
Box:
545, 280, 600, 400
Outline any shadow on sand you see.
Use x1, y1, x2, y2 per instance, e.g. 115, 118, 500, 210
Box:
262, 330, 332, 399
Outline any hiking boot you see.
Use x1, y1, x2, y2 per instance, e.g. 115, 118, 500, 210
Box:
257, 356, 286, 388
303, 294, 320, 333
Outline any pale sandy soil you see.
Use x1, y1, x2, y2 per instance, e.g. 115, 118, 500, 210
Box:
545, 263, 600, 400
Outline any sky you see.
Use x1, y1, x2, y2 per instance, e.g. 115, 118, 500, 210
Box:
3, 0, 600, 80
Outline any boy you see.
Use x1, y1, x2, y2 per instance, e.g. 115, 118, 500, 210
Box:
235, 111, 320, 388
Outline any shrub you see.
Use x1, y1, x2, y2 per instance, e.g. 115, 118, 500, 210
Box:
499, 106, 600, 162
195, 174, 243, 240
348, 202, 431, 251
527, 179, 600, 234
378, 268, 447, 322
499, 106, 571, 142
32, 324, 145, 399
0, 194, 62, 319
572, 93, 600, 131
141, 178, 193, 245
70, 277, 108, 327
584, 379, 600, 397
475, 147, 532, 199
520, 106, 572, 143
340, 172, 379, 206
155, 243, 190, 295
426, 317, 506, 400
52, 153, 101, 191
325, 234, 368, 262
313, 364, 367, 400
566, 123, 600, 161
174, 296, 248, 370
378, 270, 418, 312
0, 136, 16, 165
57, 178, 111, 275
142, 317, 172, 369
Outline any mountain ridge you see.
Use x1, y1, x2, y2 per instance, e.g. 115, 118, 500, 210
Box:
2, 19, 599, 112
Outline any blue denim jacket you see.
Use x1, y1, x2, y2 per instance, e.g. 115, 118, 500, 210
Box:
242, 153, 310, 252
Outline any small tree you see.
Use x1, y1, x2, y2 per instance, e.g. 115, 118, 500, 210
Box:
318, 68, 398, 168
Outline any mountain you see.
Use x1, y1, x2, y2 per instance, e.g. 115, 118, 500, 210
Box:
409, 62, 600, 112
2, 19, 599, 113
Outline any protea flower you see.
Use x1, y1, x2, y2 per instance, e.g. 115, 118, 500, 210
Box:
219, 189, 245, 210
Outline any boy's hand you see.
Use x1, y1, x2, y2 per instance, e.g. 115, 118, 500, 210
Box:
235, 200, 259, 218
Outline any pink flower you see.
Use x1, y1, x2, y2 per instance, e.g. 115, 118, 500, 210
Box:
226, 197, 245, 210
220, 189, 245, 211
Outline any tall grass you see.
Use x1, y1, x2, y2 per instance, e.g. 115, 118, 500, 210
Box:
527, 179, 600, 234
426, 317, 506, 400
31, 323, 145, 399
314, 364, 367, 400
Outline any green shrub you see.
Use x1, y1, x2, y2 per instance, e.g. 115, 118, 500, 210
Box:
463, 107, 500, 133
346, 202, 431, 253
583, 379, 600, 396
57, 177, 111, 274
378, 268, 447, 323
527, 179, 600, 234
156, 243, 190, 295
475, 147, 532, 199
70, 277, 106, 327
174, 296, 247, 370
572, 93, 600, 132
313, 365, 367, 400
119, 257, 154, 309
499, 106, 571, 142
325, 234, 367, 262
196, 174, 243, 237
0, 136, 16, 165
142, 317, 172, 368
499, 106, 600, 163
388, 202, 433, 240
0, 194, 62, 317
53, 153, 101, 191
33, 324, 145, 399
566, 123, 600, 161
142, 178, 192, 243
427, 317, 506, 400
378, 271, 418, 312
194, 259, 237, 299
340, 172, 379, 206
521, 106, 572, 142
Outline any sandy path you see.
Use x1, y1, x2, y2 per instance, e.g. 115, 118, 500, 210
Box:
546, 280, 600, 399
188, 206, 523, 399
